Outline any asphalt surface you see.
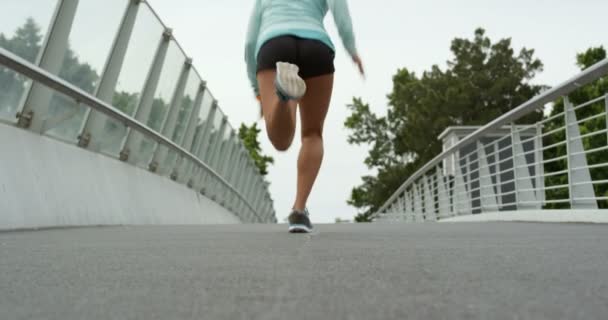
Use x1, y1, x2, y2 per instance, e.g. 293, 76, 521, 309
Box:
1, 222, 607, 320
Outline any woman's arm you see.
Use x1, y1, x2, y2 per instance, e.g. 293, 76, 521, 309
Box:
245, 0, 262, 96
328, 0, 358, 58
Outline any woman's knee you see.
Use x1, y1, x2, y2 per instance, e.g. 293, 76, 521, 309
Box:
269, 133, 294, 151
301, 127, 323, 140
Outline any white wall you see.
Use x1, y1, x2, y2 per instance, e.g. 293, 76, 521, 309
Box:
0, 123, 241, 230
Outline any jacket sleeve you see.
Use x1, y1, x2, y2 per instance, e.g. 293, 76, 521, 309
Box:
245, 0, 262, 95
328, 0, 358, 57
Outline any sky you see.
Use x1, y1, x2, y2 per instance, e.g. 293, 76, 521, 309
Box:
2, 0, 607, 223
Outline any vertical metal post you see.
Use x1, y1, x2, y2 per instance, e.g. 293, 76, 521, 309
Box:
454, 154, 470, 216
423, 175, 435, 221
232, 152, 249, 209
210, 137, 232, 201
243, 164, 256, 205
509, 125, 520, 209
512, 125, 539, 209
219, 135, 238, 178
208, 125, 230, 173
493, 141, 503, 208
120, 28, 172, 163
223, 150, 243, 209
175, 83, 205, 184
17, 0, 79, 131
228, 147, 245, 186
413, 183, 422, 221
207, 117, 228, 166
535, 122, 546, 207
239, 168, 254, 219
436, 165, 449, 219
251, 181, 263, 216
149, 58, 192, 174
564, 97, 597, 209
192, 105, 214, 155
605, 95, 608, 153
478, 141, 499, 212
185, 101, 216, 186
216, 134, 238, 200
201, 116, 228, 189
78, 0, 140, 149
196, 101, 219, 160
180, 83, 206, 148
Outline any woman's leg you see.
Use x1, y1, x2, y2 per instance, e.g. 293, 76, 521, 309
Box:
292, 74, 334, 211
257, 70, 298, 151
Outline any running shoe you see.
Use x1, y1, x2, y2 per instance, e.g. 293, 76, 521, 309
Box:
275, 62, 306, 101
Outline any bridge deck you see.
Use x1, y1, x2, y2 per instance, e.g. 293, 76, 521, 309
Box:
1, 223, 607, 319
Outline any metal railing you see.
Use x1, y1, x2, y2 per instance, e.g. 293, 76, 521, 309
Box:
373, 59, 608, 222
0, 0, 276, 223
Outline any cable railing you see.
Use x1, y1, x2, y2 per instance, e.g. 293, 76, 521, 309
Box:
373, 58, 608, 223
0, 0, 276, 223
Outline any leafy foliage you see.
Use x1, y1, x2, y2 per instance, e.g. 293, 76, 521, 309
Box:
238, 122, 274, 176
346, 28, 545, 222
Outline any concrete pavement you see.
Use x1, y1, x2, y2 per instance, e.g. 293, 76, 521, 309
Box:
1, 222, 607, 319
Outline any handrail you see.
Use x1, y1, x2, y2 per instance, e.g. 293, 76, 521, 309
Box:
0, 47, 262, 221
374, 58, 608, 217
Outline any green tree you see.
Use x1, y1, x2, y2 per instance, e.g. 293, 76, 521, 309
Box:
346, 28, 545, 222
238, 122, 274, 176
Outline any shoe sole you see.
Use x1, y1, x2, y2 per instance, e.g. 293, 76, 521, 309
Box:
276, 62, 306, 100
288, 224, 312, 233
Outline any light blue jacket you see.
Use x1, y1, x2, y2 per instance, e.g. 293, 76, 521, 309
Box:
245, 0, 358, 95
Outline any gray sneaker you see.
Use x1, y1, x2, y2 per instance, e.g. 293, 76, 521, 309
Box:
288, 209, 313, 233
275, 62, 306, 101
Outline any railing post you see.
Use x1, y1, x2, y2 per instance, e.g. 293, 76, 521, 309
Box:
149, 58, 192, 174
218, 134, 238, 183
492, 141, 503, 208
211, 131, 236, 199
193, 101, 217, 156
605, 95, 608, 144
397, 194, 405, 221
252, 181, 265, 217
224, 151, 244, 209
436, 166, 450, 220
180, 83, 205, 149
189, 101, 218, 188
244, 162, 258, 203
119, 28, 172, 163
17, 0, 79, 132
233, 152, 250, 211
237, 164, 254, 218
535, 122, 546, 207
410, 190, 416, 222
423, 175, 435, 221
200, 116, 228, 193
176, 83, 205, 184
455, 154, 470, 216
511, 125, 539, 210
477, 141, 499, 212
413, 183, 423, 221
78, 0, 140, 150
564, 97, 597, 209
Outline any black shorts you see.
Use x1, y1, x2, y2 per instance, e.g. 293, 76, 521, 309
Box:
256, 35, 335, 79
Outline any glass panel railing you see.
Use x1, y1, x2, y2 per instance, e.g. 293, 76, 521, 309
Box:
0, 0, 58, 121
97, 4, 164, 157
44, 0, 126, 141
172, 71, 199, 143
131, 41, 185, 169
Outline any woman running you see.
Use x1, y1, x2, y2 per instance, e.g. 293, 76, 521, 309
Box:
245, 0, 364, 233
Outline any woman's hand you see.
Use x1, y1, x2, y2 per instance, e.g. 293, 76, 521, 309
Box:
352, 54, 365, 77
